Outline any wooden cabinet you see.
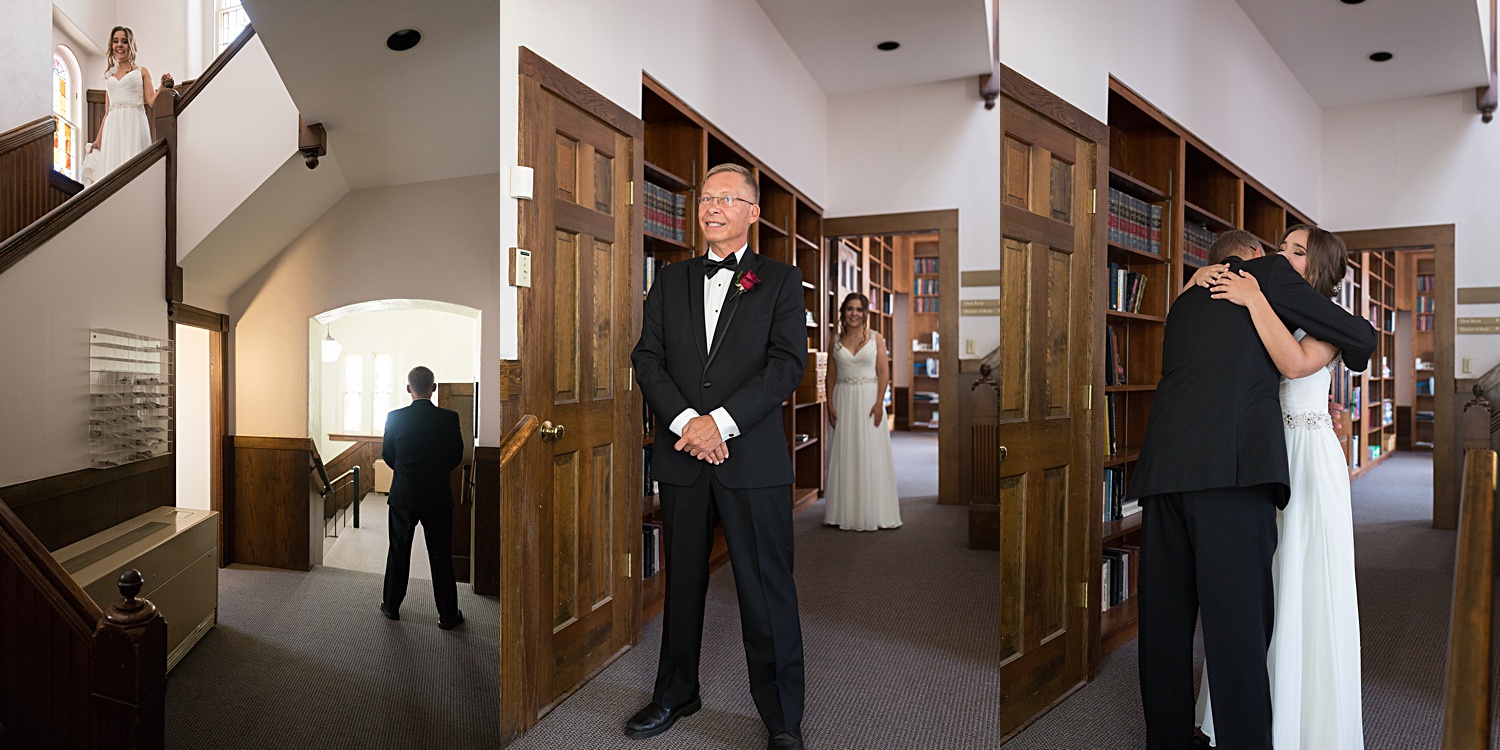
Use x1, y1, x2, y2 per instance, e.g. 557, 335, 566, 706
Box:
636, 76, 827, 620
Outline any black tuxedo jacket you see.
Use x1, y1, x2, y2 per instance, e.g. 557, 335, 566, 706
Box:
381, 399, 464, 513
1128, 253, 1377, 506
632, 250, 807, 489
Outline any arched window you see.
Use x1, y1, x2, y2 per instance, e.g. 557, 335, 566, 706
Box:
217, 0, 250, 52
52, 48, 80, 180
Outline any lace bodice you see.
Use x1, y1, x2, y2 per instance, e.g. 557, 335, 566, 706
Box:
105, 69, 144, 110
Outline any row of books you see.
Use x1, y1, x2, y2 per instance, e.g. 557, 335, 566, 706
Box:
1414, 296, 1436, 312
1182, 221, 1218, 266
1107, 263, 1150, 314
643, 254, 667, 295
641, 522, 664, 579
1105, 394, 1119, 455
1416, 274, 1435, 292
1416, 376, 1434, 395
1101, 545, 1139, 611
644, 182, 688, 242
1102, 467, 1141, 522
641, 446, 659, 498
914, 278, 939, 295
914, 358, 940, 377
1104, 326, 1127, 386
1416, 313, 1435, 331
1331, 364, 1353, 413
914, 297, 939, 313
1107, 187, 1164, 255
914, 257, 939, 274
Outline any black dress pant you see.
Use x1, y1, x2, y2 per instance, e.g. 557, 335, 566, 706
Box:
654, 470, 804, 735
382, 504, 459, 620
1138, 485, 1278, 750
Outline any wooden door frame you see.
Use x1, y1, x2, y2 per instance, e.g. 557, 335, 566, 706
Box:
169, 302, 230, 562
824, 210, 959, 505
1334, 225, 1458, 529
502, 47, 645, 744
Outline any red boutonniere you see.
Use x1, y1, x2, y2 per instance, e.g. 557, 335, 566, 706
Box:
736, 270, 761, 294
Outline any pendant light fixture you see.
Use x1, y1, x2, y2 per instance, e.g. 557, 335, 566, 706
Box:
320, 324, 342, 362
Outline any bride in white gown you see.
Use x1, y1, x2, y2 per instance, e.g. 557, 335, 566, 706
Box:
1194, 226, 1365, 749
85, 27, 172, 185
823, 292, 902, 531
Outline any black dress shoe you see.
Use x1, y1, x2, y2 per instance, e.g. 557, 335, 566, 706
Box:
623, 696, 701, 739
379, 602, 399, 621
768, 731, 804, 750
438, 611, 465, 630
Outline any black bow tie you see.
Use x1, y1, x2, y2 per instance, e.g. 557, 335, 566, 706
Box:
704, 255, 737, 277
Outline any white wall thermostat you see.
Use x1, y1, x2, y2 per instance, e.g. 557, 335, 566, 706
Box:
511, 248, 532, 287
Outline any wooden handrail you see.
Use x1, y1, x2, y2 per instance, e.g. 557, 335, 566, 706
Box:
0, 139, 167, 276
176, 25, 256, 114
497, 415, 541, 471
0, 115, 54, 156
1442, 448, 1497, 749
0, 498, 99, 638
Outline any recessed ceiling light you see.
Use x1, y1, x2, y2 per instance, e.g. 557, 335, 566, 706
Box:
876, 41, 900, 51
1340, 0, 1365, 5
1369, 51, 1393, 62
386, 29, 421, 52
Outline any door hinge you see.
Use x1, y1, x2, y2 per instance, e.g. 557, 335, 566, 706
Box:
1090, 188, 1097, 215
629, 180, 635, 206
1081, 581, 1090, 609
626, 552, 632, 578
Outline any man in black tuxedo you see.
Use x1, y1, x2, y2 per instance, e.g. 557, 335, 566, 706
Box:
1129, 231, 1375, 750
380, 365, 465, 630
628, 163, 808, 750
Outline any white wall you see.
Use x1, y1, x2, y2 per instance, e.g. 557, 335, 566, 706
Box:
1, 0, 52, 132
997, 0, 1322, 216
1321, 90, 1500, 378
310, 308, 479, 460
0, 161, 168, 485
174, 323, 212, 509
230, 174, 503, 445
497, 0, 827, 357
177, 34, 298, 261
115, 0, 187, 84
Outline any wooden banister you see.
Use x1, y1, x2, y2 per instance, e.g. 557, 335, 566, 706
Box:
0, 115, 54, 155
0, 498, 98, 636
175, 25, 256, 114
1441, 448, 1497, 749
1, 115, 83, 242
498, 415, 541, 471
0, 139, 167, 276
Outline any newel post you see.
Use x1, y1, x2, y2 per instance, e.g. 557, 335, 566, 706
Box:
153, 81, 182, 304
90, 570, 167, 750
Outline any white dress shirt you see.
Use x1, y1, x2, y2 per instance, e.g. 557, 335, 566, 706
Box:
669, 245, 746, 442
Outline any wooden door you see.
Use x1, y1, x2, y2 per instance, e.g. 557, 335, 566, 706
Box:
996, 95, 1096, 739
519, 71, 639, 713
438, 382, 476, 583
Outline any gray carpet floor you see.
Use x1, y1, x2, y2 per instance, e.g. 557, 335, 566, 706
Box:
322, 491, 433, 580
1004, 451, 1490, 749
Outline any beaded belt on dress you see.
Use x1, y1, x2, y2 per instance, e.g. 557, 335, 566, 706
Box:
1283, 411, 1332, 429
110, 102, 144, 111
837, 376, 877, 384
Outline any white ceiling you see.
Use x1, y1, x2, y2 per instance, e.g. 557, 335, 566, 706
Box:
1234, 0, 1490, 108
241, 0, 498, 189
754, 0, 993, 96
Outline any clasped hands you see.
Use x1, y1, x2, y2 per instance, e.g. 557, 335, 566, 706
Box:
1192, 263, 1264, 307
675, 414, 728, 465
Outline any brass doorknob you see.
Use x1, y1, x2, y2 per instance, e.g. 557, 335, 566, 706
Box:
998, 445, 1008, 462
540, 421, 565, 442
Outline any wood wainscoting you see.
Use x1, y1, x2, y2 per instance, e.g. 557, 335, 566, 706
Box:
224, 436, 322, 570
1, 116, 84, 242
0, 455, 172, 551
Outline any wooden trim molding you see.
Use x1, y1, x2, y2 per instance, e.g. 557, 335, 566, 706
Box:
176, 25, 257, 113
0, 115, 54, 155
520, 47, 644, 140
49, 169, 84, 197
0, 456, 170, 511
1001, 65, 1108, 145
169, 301, 227, 331
231, 435, 315, 451
0, 499, 101, 637
0, 139, 167, 276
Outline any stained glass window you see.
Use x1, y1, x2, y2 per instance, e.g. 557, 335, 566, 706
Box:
52, 53, 77, 180
218, 1, 250, 53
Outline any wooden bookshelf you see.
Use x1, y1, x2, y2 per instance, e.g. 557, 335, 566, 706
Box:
1393, 251, 1436, 453
1095, 79, 1320, 662
637, 76, 828, 618
1335, 251, 1399, 478
908, 237, 940, 431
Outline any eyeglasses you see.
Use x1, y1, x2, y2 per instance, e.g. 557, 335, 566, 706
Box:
698, 195, 756, 208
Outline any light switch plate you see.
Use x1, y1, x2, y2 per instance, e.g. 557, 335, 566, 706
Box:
511, 248, 532, 287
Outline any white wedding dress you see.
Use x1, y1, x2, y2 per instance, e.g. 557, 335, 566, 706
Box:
822, 336, 902, 531
86, 70, 152, 185
1198, 335, 1364, 749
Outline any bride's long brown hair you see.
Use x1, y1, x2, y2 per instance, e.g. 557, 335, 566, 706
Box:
105, 27, 137, 77
838, 292, 871, 338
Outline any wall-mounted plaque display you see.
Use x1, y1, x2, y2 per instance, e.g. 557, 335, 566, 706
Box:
89, 329, 171, 468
